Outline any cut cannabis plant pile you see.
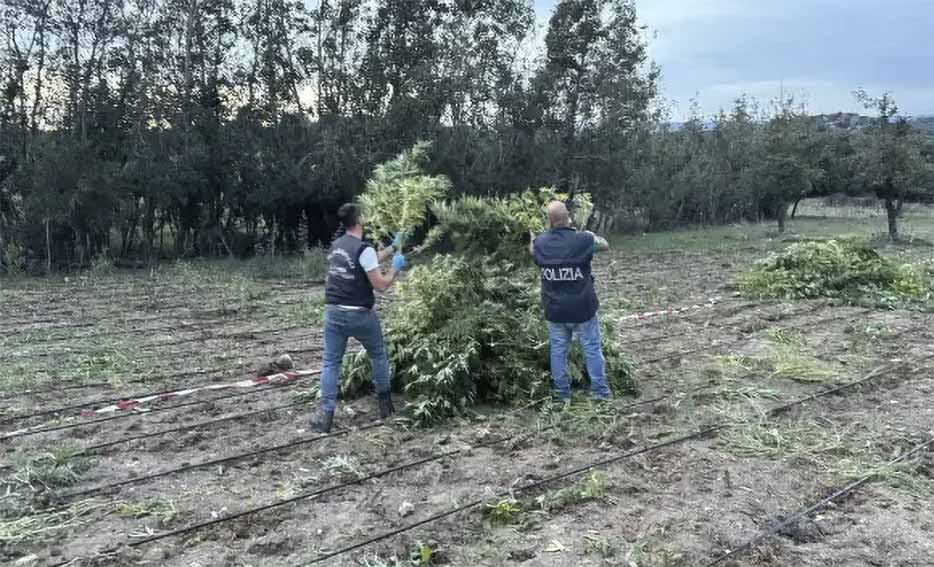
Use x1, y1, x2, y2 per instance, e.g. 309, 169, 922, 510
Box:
740, 239, 933, 308
344, 177, 634, 426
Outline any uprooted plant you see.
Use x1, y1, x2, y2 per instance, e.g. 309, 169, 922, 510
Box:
341, 148, 636, 426
358, 141, 452, 245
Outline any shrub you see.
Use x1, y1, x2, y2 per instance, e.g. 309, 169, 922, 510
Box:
1, 241, 26, 276
740, 239, 932, 307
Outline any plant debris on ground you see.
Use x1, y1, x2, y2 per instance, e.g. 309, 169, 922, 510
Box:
739, 239, 933, 308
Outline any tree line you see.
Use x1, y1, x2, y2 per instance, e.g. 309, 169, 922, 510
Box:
1, 0, 931, 274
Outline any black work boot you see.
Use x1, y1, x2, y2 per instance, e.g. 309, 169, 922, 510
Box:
377, 392, 395, 420
310, 409, 334, 433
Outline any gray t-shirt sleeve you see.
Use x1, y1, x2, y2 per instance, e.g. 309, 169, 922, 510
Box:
359, 246, 379, 272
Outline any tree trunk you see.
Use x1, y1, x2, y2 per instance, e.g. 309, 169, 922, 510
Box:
218, 229, 233, 259
776, 201, 787, 234
0, 222, 7, 273
790, 198, 802, 219
885, 198, 899, 241
76, 228, 85, 267
271, 214, 277, 257
45, 219, 52, 274
30, 9, 48, 140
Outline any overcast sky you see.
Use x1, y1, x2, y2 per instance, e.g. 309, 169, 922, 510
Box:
533, 0, 934, 120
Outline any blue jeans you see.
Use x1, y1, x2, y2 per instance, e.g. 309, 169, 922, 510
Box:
320, 306, 391, 412
548, 315, 610, 401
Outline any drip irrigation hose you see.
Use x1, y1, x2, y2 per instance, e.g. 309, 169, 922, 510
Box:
0, 322, 314, 362
304, 424, 726, 565
300, 353, 933, 564
704, 436, 934, 566
0, 399, 314, 473
1, 300, 850, 421
0, 344, 324, 401
41, 352, 932, 566
0, 353, 320, 426
1, 373, 319, 441
0, 295, 307, 338
55, 420, 386, 503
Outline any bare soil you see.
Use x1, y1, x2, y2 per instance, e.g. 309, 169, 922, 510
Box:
1, 249, 933, 567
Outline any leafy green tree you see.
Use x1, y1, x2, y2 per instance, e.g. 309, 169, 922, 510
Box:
761, 99, 825, 233
533, 0, 657, 205
3, 0, 923, 273
853, 90, 931, 240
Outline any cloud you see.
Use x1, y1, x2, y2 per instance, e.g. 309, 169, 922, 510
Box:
536, 0, 934, 120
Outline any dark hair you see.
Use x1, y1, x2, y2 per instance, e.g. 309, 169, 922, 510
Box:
337, 203, 362, 231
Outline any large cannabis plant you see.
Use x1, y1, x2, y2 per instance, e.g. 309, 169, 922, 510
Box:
340, 146, 635, 426
358, 141, 451, 243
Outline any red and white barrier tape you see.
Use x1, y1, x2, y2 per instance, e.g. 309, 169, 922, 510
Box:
2, 369, 320, 439
80, 368, 321, 416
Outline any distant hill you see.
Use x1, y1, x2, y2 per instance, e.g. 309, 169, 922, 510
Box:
815, 113, 934, 136
816, 112, 871, 130
667, 113, 934, 135
910, 116, 934, 134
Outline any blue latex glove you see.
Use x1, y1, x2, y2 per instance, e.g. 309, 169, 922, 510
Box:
391, 252, 407, 271
392, 232, 406, 249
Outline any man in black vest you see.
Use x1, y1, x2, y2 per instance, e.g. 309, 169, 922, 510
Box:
531, 201, 611, 403
310, 203, 407, 433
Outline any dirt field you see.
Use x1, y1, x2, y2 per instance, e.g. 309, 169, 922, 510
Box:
2, 218, 933, 567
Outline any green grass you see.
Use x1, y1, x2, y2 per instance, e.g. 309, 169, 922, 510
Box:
264, 294, 326, 325
583, 531, 618, 559
8, 444, 92, 493
610, 201, 934, 256
535, 397, 638, 446
623, 531, 687, 567
320, 455, 365, 480
483, 498, 522, 526
611, 222, 771, 254
1, 445, 97, 544
706, 384, 783, 402
720, 420, 849, 461
767, 349, 843, 383
0, 500, 104, 545
762, 327, 807, 347
291, 382, 321, 404
705, 344, 844, 387
409, 542, 438, 565
844, 322, 896, 345
534, 471, 609, 513
721, 420, 934, 496
0, 331, 147, 391
169, 251, 326, 284
115, 497, 179, 526
482, 472, 610, 531
0, 252, 324, 301
831, 454, 934, 497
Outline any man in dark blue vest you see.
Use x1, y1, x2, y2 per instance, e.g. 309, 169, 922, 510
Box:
310, 203, 407, 433
531, 201, 611, 403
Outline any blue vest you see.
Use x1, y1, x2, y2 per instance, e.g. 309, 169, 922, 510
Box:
324, 234, 375, 309
533, 228, 599, 323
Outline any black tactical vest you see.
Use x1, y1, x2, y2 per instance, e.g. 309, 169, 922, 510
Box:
324, 234, 375, 309
532, 228, 599, 323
